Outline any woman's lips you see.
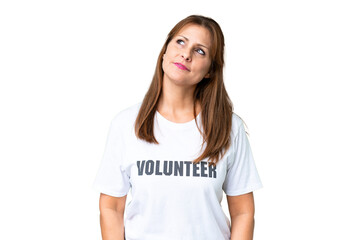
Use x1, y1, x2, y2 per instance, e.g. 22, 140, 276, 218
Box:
174, 63, 189, 71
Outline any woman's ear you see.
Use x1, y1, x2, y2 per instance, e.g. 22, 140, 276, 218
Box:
204, 72, 210, 78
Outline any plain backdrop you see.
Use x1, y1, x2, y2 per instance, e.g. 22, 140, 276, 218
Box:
0, 0, 359, 239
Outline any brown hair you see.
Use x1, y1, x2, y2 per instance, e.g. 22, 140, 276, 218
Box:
134, 14, 236, 166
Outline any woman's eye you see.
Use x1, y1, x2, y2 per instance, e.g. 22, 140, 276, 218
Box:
196, 49, 205, 55
176, 39, 185, 45
176, 39, 205, 56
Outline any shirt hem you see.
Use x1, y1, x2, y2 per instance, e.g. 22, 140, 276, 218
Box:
92, 183, 128, 197
224, 183, 263, 196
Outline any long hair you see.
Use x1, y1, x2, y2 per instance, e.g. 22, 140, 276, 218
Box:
134, 15, 235, 166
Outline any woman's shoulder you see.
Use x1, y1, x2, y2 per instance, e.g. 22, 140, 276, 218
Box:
231, 112, 246, 139
111, 101, 142, 127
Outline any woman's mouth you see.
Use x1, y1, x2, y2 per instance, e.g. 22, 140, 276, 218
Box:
174, 63, 189, 71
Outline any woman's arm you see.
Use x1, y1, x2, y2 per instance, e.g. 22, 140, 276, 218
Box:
99, 193, 127, 240
227, 192, 255, 240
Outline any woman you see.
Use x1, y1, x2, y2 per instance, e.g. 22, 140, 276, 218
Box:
93, 15, 263, 240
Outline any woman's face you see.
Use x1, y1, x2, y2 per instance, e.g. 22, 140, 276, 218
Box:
162, 24, 212, 87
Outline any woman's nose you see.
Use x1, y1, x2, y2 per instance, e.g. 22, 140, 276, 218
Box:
181, 49, 191, 61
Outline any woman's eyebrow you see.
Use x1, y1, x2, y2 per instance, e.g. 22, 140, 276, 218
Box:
178, 35, 209, 49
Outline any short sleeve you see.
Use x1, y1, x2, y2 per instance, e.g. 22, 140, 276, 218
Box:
92, 116, 130, 197
222, 119, 263, 196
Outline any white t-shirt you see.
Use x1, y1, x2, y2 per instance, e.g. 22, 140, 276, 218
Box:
93, 102, 263, 240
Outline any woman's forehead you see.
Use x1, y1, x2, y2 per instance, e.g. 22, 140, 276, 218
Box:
174, 24, 212, 48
